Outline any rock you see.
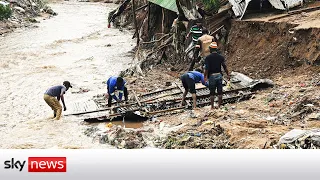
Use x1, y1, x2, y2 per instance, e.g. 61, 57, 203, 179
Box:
202, 120, 214, 125
13, 6, 25, 13
265, 116, 277, 121
307, 113, 320, 120
299, 88, 306, 92
43, 6, 57, 16
28, 18, 38, 23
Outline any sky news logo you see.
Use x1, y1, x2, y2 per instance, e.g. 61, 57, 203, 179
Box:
4, 157, 67, 172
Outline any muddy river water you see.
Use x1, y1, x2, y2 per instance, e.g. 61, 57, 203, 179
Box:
0, 2, 135, 148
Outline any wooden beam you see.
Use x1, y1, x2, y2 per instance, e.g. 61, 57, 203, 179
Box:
132, 0, 140, 45
135, 4, 148, 12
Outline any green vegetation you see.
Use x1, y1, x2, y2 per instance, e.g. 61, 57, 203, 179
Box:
202, 0, 221, 12
0, 4, 12, 20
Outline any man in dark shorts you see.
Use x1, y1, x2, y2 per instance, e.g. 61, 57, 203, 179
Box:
44, 81, 72, 120
181, 69, 208, 109
204, 42, 230, 109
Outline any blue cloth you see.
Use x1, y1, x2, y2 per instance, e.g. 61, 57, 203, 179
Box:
186, 71, 208, 87
106, 76, 126, 101
44, 85, 66, 97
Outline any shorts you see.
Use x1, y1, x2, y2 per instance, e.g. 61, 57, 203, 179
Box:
209, 74, 223, 96
181, 74, 196, 94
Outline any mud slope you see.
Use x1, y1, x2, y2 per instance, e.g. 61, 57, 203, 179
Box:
225, 20, 320, 79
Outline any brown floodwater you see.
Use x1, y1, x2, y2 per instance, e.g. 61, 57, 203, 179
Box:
0, 1, 135, 148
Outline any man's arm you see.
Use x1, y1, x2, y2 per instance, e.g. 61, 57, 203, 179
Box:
204, 57, 209, 82
59, 89, 67, 111
109, 84, 118, 101
200, 74, 208, 87
194, 39, 202, 60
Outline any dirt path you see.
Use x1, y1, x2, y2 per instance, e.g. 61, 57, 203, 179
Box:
0, 1, 135, 148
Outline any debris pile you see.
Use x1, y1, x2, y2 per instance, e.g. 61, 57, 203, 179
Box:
0, 0, 56, 35
84, 125, 150, 149
154, 124, 233, 149
276, 129, 320, 149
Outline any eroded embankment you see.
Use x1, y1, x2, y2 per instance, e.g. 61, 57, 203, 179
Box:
226, 20, 320, 79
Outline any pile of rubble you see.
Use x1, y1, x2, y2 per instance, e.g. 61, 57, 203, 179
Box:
84, 125, 153, 149
154, 124, 233, 149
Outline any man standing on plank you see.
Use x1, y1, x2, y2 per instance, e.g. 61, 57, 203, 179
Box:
181, 69, 208, 109
204, 42, 230, 109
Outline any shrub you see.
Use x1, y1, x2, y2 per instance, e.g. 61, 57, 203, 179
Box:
0, 4, 12, 20
202, 0, 221, 12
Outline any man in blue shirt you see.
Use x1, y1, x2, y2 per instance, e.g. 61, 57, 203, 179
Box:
44, 81, 72, 120
180, 69, 208, 109
106, 76, 128, 107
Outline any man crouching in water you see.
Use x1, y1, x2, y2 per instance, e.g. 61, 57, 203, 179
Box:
44, 81, 72, 120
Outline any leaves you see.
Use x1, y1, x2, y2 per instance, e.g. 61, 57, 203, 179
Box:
0, 4, 12, 20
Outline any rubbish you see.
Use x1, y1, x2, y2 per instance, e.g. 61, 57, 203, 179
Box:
202, 120, 214, 125
307, 113, 320, 120
106, 123, 113, 128
226, 81, 231, 90
159, 122, 165, 131
189, 110, 197, 118
277, 129, 320, 149
279, 129, 307, 144
265, 116, 277, 121
13, 6, 26, 13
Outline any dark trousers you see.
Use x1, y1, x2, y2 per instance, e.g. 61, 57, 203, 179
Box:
108, 86, 128, 107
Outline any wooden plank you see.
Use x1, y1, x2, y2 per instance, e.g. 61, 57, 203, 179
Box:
133, 90, 142, 107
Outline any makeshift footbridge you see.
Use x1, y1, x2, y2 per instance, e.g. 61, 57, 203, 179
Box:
66, 72, 273, 123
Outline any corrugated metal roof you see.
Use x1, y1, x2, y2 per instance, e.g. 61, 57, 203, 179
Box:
268, 0, 286, 10
283, 0, 304, 9
148, 0, 178, 13
228, 0, 304, 19
228, 0, 251, 19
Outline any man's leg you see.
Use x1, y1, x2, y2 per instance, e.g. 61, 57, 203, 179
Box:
210, 95, 215, 109
108, 93, 112, 107
216, 75, 223, 108
188, 58, 196, 71
192, 93, 197, 109
187, 77, 197, 109
181, 75, 188, 106
124, 86, 128, 103
44, 94, 56, 118
209, 75, 217, 109
51, 97, 62, 120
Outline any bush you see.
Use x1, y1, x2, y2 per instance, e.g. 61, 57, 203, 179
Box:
0, 4, 12, 20
202, 0, 221, 12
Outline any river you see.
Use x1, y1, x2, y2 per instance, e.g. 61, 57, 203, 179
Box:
0, 1, 135, 148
